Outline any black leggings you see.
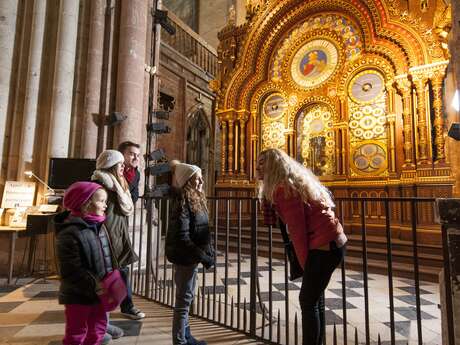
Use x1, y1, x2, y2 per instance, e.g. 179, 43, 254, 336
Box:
299, 243, 345, 345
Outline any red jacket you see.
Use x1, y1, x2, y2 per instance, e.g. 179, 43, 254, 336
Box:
269, 184, 344, 268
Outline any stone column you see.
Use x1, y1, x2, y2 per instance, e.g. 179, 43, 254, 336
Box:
0, 0, 20, 182
436, 198, 460, 345
431, 68, 447, 163
81, 0, 105, 158
113, 0, 148, 146
17, 0, 47, 176
396, 76, 415, 167
49, 0, 80, 158
413, 76, 431, 164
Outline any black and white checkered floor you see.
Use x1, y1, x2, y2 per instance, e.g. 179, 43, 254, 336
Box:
151, 252, 441, 345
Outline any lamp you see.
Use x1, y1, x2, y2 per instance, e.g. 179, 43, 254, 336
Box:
24, 171, 56, 195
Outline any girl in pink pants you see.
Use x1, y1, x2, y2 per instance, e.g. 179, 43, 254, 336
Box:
55, 181, 115, 345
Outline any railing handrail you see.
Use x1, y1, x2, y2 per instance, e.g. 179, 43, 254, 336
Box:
138, 195, 437, 202
162, 6, 218, 56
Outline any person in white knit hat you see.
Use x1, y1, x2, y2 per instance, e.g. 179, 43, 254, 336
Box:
92, 149, 144, 344
166, 160, 214, 345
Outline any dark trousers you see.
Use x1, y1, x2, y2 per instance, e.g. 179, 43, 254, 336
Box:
299, 243, 345, 345
172, 264, 198, 345
119, 266, 134, 312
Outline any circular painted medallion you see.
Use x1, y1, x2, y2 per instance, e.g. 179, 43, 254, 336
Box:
290, 39, 339, 88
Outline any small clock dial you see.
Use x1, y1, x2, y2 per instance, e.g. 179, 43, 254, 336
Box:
349, 71, 384, 103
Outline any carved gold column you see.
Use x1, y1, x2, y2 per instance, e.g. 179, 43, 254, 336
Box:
387, 114, 396, 173
395, 76, 415, 167
221, 120, 227, 176
340, 127, 347, 174
334, 128, 341, 175
239, 118, 246, 175
412, 75, 431, 164
430, 68, 447, 163
228, 120, 234, 176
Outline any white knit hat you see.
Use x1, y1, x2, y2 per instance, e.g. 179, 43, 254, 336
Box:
96, 149, 125, 170
170, 160, 201, 188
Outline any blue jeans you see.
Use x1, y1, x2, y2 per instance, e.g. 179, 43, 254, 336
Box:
172, 264, 198, 345
299, 243, 345, 345
119, 266, 134, 312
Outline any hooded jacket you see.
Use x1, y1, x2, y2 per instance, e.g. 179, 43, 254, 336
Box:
165, 190, 214, 267
54, 211, 114, 305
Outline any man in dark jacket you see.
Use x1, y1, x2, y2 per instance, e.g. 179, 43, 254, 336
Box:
118, 141, 141, 203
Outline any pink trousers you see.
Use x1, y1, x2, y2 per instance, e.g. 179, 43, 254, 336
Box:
63, 303, 107, 345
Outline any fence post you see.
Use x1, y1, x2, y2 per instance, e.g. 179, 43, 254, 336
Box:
436, 198, 460, 345
249, 198, 258, 337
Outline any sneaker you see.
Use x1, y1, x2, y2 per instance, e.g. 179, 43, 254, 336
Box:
106, 324, 124, 339
101, 332, 112, 345
121, 307, 145, 320
185, 326, 207, 345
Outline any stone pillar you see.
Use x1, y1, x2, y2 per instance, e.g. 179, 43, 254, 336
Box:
396, 76, 415, 167
17, 0, 47, 176
48, 0, 80, 158
431, 68, 447, 163
81, 0, 105, 158
0, 0, 20, 182
437, 198, 460, 345
413, 76, 431, 164
113, 0, 148, 146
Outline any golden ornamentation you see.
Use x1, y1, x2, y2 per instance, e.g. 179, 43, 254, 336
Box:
348, 70, 385, 104
395, 75, 414, 167
411, 75, 430, 164
263, 93, 288, 121
221, 121, 227, 175
262, 121, 286, 150
228, 120, 234, 175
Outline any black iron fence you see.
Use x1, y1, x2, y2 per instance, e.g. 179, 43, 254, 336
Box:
128, 196, 447, 345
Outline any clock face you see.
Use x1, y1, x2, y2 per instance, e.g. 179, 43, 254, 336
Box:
263, 94, 287, 119
290, 39, 339, 89
349, 71, 384, 103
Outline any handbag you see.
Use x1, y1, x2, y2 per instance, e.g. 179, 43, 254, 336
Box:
98, 269, 127, 312
278, 220, 304, 281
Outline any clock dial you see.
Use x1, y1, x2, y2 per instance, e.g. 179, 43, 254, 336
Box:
290, 39, 339, 88
349, 71, 384, 103
263, 94, 287, 119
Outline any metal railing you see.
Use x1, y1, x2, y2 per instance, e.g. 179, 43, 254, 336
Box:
160, 8, 218, 77
128, 196, 445, 345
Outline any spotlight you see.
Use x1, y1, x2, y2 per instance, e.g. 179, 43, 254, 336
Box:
146, 148, 166, 161
145, 183, 170, 198
152, 110, 170, 120
146, 162, 171, 176
24, 171, 55, 195
448, 123, 460, 141
153, 9, 176, 35
105, 112, 127, 126
146, 122, 171, 134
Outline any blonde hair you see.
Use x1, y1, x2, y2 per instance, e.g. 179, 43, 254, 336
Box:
106, 163, 129, 191
258, 148, 334, 208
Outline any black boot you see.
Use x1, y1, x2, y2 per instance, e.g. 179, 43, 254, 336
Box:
185, 326, 207, 345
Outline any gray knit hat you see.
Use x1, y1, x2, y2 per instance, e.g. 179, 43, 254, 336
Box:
96, 149, 124, 170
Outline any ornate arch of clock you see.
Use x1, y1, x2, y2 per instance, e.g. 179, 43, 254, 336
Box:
211, 0, 453, 242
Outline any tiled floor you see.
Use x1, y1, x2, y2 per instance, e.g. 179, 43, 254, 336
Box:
0, 251, 442, 345
0, 278, 266, 345
139, 252, 442, 345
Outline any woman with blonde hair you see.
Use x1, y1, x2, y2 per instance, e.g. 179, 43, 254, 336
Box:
166, 160, 214, 345
257, 148, 347, 345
